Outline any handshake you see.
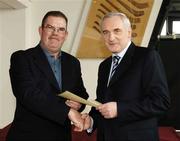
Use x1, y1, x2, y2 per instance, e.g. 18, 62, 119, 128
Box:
66, 100, 92, 132
69, 109, 91, 132
66, 100, 118, 132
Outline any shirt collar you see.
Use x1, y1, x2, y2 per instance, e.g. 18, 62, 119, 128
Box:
41, 45, 61, 59
112, 41, 131, 59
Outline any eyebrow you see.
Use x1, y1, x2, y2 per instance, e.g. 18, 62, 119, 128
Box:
45, 24, 66, 28
102, 27, 122, 32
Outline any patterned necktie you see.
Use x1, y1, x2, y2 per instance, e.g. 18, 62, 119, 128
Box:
110, 55, 120, 80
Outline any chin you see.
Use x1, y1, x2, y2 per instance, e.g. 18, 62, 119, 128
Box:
108, 46, 119, 53
110, 49, 119, 54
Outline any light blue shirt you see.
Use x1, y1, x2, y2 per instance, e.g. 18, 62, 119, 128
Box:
42, 48, 62, 90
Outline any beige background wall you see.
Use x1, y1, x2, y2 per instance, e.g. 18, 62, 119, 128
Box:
0, 8, 27, 128
0, 0, 162, 128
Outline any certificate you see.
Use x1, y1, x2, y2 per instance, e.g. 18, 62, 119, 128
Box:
58, 91, 101, 107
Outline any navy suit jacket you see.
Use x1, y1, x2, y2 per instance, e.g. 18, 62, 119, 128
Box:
89, 43, 170, 141
7, 44, 88, 141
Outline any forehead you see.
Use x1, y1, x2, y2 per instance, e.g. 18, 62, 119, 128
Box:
102, 16, 124, 29
45, 16, 67, 27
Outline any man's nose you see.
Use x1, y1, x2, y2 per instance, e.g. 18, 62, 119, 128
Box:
109, 32, 115, 41
52, 28, 59, 34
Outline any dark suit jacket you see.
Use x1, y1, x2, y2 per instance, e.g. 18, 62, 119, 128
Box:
89, 43, 170, 141
7, 44, 88, 141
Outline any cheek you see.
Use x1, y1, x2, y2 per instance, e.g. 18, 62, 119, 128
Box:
60, 34, 67, 40
41, 33, 49, 40
60, 36, 66, 41
103, 38, 109, 44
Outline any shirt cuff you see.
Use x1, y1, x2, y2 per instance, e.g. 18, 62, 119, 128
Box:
87, 117, 94, 133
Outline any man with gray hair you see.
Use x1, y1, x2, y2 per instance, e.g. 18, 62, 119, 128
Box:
81, 12, 170, 141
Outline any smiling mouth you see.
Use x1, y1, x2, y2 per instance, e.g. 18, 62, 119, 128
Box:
109, 43, 116, 45
49, 37, 59, 41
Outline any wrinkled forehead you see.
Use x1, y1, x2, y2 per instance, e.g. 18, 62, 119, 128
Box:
102, 16, 124, 28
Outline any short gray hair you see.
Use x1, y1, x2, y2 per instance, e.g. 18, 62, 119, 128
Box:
101, 12, 131, 29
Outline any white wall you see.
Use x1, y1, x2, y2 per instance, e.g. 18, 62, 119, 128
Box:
0, 8, 28, 127
80, 59, 101, 112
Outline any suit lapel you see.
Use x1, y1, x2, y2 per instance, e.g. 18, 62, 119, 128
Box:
103, 57, 112, 87
108, 43, 135, 86
32, 45, 60, 90
61, 52, 69, 91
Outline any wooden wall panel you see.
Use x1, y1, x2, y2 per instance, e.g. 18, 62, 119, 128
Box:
76, 0, 154, 58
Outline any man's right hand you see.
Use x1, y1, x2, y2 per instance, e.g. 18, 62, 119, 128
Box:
81, 113, 91, 130
68, 108, 84, 131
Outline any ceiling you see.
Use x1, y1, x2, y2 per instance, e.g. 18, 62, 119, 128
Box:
0, 1, 12, 9
0, 0, 30, 9
0, 0, 179, 11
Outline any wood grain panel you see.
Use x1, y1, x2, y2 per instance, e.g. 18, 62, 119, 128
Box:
76, 0, 154, 58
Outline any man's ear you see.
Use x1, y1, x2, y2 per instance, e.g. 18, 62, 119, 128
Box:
65, 31, 68, 40
39, 26, 42, 37
128, 28, 132, 38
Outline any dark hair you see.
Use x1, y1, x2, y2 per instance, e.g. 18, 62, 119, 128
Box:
41, 11, 68, 27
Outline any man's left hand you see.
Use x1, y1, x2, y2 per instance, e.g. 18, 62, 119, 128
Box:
96, 102, 117, 119
66, 100, 82, 111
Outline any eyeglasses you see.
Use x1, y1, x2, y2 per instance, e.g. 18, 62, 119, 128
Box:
43, 24, 66, 33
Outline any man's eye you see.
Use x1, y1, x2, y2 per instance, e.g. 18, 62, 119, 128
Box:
48, 26, 54, 29
114, 29, 121, 33
103, 31, 108, 35
46, 25, 54, 30
58, 28, 66, 32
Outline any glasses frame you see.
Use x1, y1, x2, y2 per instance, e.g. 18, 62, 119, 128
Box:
43, 24, 67, 34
